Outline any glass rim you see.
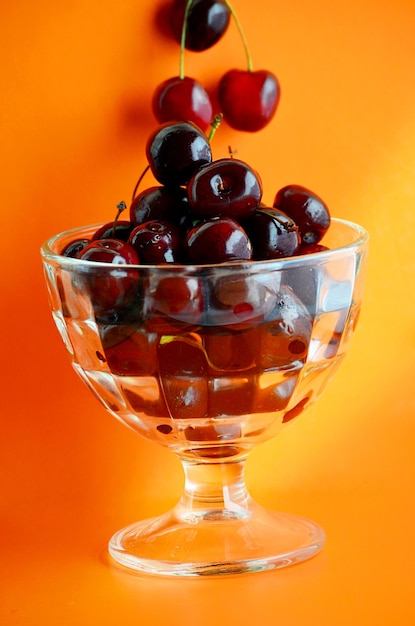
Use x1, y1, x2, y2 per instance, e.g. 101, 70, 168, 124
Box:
40, 217, 369, 272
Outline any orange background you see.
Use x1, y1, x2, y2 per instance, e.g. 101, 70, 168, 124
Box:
1, 0, 415, 623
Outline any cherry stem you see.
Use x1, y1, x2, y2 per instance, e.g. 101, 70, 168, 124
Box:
223, 0, 253, 72
131, 164, 150, 202
179, 0, 194, 79
113, 201, 127, 237
208, 113, 223, 142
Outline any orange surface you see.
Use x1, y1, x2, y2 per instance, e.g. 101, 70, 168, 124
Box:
1, 0, 415, 623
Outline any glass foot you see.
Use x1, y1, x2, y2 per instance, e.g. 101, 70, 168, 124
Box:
108, 499, 325, 576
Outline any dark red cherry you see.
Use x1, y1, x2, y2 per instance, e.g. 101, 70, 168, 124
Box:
128, 220, 181, 264
246, 207, 301, 260
218, 69, 280, 132
183, 423, 242, 459
187, 158, 262, 220
77, 239, 140, 316
169, 0, 231, 52
146, 121, 212, 186
130, 185, 192, 232
157, 335, 209, 419
92, 220, 134, 242
78, 238, 139, 265
273, 184, 331, 245
148, 275, 204, 327
206, 270, 280, 328
98, 324, 157, 377
61, 238, 90, 258
298, 243, 329, 255
152, 76, 213, 130
260, 285, 312, 368
184, 216, 252, 264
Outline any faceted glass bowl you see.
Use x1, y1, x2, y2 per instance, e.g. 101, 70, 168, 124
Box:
41, 217, 368, 576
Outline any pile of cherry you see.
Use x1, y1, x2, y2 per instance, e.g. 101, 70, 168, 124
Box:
54, 1, 338, 431
62, 0, 330, 266
62, 120, 330, 267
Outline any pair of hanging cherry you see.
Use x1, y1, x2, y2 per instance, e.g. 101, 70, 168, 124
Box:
152, 0, 280, 133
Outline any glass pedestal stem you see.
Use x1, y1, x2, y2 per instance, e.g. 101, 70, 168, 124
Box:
177, 457, 251, 520
108, 452, 326, 576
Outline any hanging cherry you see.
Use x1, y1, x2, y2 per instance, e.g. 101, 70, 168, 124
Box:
152, 0, 213, 130
217, 0, 280, 132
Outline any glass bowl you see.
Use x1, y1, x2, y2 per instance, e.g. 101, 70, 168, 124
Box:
41, 217, 368, 576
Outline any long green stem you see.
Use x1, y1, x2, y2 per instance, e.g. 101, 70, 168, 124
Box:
223, 0, 253, 72
179, 0, 194, 79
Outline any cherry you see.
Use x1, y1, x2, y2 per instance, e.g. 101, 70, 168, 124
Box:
78, 238, 138, 265
204, 329, 257, 371
214, 1, 279, 132
146, 121, 212, 186
157, 335, 209, 419
218, 69, 280, 132
92, 220, 134, 242
282, 264, 319, 316
77, 239, 140, 317
98, 324, 158, 377
298, 243, 329, 255
128, 219, 182, 264
149, 275, 204, 325
169, 0, 230, 52
245, 206, 301, 260
130, 185, 192, 232
260, 286, 312, 368
206, 270, 280, 328
183, 423, 242, 459
152, 0, 219, 129
61, 238, 90, 258
273, 184, 331, 245
253, 371, 299, 414
208, 377, 256, 421
184, 216, 252, 264
187, 157, 262, 220
152, 76, 213, 130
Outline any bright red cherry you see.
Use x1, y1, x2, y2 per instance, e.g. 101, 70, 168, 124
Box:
169, 0, 231, 52
218, 69, 280, 132
152, 76, 213, 130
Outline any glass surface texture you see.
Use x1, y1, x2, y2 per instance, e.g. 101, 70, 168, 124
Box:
41, 218, 368, 576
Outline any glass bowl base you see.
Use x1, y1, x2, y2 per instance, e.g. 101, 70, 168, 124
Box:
108, 500, 325, 576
